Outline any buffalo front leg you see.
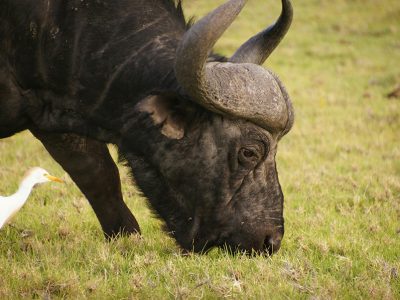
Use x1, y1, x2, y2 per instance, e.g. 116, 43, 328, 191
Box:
30, 129, 141, 238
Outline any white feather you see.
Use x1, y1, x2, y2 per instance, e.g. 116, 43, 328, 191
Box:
0, 167, 63, 229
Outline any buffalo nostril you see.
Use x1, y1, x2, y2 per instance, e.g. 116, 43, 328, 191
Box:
264, 235, 282, 255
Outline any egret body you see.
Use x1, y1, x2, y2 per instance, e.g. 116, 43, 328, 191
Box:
0, 167, 63, 229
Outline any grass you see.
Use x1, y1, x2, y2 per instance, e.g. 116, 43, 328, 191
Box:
1, 0, 399, 298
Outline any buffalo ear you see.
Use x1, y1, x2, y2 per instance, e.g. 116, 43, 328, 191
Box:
136, 94, 186, 140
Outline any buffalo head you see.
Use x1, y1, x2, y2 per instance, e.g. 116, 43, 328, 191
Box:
121, 0, 293, 255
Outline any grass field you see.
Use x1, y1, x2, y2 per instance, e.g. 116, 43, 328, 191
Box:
1, 0, 399, 298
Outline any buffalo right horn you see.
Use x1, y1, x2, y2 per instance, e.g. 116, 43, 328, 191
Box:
230, 0, 293, 65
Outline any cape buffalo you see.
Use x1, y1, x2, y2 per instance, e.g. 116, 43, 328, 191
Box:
0, 0, 294, 254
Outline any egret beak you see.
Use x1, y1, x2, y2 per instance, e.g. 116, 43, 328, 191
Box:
45, 174, 64, 183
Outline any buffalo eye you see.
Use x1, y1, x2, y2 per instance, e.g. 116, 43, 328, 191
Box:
243, 149, 255, 158
238, 147, 261, 166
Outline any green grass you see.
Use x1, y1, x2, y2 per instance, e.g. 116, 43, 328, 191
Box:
1, 0, 399, 298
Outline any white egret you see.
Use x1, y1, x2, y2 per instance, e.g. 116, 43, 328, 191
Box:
0, 167, 63, 229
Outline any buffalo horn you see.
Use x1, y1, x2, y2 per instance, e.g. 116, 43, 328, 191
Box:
175, 0, 247, 104
230, 0, 293, 65
175, 0, 293, 133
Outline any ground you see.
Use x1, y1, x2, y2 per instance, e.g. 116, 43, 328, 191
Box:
0, 0, 399, 298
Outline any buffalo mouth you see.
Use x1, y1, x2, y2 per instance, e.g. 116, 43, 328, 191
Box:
171, 227, 283, 256
210, 229, 284, 256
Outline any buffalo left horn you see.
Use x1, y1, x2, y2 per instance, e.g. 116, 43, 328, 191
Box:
175, 0, 294, 133
229, 0, 293, 65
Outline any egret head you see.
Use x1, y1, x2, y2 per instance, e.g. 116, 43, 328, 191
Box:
25, 167, 64, 185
